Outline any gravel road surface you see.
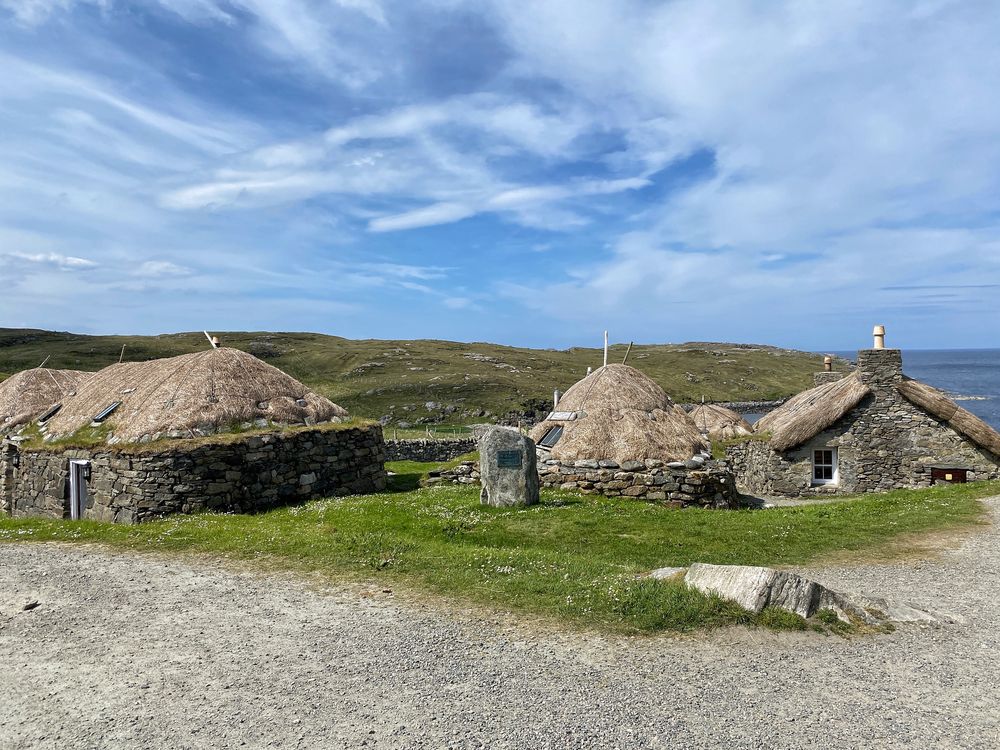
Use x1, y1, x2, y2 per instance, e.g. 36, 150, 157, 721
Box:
2, 499, 999, 749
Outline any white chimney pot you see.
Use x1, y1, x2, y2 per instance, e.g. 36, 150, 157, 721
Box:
872, 325, 885, 350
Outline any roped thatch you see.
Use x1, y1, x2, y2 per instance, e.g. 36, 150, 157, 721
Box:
897, 378, 1000, 457
0, 368, 92, 432
755, 373, 871, 452
688, 403, 753, 441
43, 347, 347, 444
528, 364, 707, 464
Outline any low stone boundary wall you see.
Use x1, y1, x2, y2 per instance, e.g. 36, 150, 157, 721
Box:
427, 454, 739, 508
425, 460, 480, 486
3, 424, 387, 524
385, 438, 476, 463
538, 458, 738, 508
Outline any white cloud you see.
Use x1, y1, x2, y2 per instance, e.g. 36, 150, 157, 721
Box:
160, 93, 640, 231
134, 260, 193, 277
2, 251, 98, 270
3, 1, 393, 87
488, 0, 1000, 252
369, 202, 477, 232
0, 0, 105, 25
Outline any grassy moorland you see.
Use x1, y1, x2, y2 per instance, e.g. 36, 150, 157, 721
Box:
1, 465, 994, 634
0, 328, 849, 426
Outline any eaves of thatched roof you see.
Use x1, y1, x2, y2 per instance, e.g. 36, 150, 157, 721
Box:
754, 373, 871, 452
897, 378, 1000, 457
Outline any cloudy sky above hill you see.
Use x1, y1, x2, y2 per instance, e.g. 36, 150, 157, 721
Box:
1, 0, 998, 349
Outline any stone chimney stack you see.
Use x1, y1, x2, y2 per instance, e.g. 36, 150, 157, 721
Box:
814, 355, 845, 386
857, 325, 902, 387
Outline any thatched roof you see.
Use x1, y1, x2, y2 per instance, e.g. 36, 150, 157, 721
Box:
528, 364, 707, 463
0, 368, 92, 432
43, 347, 347, 444
897, 378, 1000, 457
689, 404, 753, 440
754, 373, 871, 451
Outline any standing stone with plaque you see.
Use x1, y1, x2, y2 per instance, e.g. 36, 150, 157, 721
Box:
478, 428, 539, 507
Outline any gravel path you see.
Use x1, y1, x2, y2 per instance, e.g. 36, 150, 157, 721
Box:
2, 499, 1000, 750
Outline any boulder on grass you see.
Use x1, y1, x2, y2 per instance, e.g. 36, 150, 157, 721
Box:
685, 563, 821, 618
682, 563, 946, 625
478, 428, 539, 507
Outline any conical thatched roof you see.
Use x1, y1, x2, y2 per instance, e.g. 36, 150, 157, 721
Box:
529, 364, 707, 464
43, 347, 347, 444
897, 378, 1000, 457
754, 373, 871, 451
0, 368, 92, 432
689, 404, 753, 440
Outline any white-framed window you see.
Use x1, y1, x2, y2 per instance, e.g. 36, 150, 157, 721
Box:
812, 448, 838, 485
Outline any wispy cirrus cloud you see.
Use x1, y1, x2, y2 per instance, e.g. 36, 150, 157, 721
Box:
1, 0, 999, 348
1, 251, 98, 270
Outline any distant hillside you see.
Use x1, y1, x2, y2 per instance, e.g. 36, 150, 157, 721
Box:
0, 329, 848, 426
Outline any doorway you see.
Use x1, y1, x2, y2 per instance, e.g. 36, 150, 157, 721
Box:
69, 460, 90, 520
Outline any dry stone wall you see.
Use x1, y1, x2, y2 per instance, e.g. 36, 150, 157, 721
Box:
429, 454, 739, 508
3, 424, 386, 524
537, 457, 738, 508
385, 438, 476, 463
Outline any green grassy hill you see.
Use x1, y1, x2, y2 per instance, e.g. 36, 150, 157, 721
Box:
0, 328, 847, 426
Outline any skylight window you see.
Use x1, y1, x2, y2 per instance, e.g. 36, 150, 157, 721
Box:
37, 403, 61, 424
92, 401, 122, 423
538, 425, 564, 448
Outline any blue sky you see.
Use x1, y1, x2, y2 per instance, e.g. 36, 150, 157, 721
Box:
1, 0, 999, 350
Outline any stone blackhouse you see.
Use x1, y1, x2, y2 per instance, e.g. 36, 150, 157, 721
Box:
0, 424, 387, 524
727, 342, 1000, 497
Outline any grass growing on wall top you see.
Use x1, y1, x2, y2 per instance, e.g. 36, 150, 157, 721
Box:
1, 475, 994, 633
14, 417, 377, 454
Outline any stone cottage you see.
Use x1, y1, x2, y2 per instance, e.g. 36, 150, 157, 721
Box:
727, 327, 1000, 496
527, 364, 738, 507
0, 346, 386, 522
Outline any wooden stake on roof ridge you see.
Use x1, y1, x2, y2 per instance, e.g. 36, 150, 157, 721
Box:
118, 345, 126, 364
36, 356, 50, 369
603, 331, 608, 368
622, 341, 633, 365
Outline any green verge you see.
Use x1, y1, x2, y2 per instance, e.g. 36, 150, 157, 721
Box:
1, 468, 995, 634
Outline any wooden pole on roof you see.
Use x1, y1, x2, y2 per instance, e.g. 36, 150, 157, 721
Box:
621, 341, 633, 365
118, 345, 126, 363
36, 356, 50, 369
603, 331, 608, 368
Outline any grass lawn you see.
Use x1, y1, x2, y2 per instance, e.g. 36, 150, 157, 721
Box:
1, 462, 995, 634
